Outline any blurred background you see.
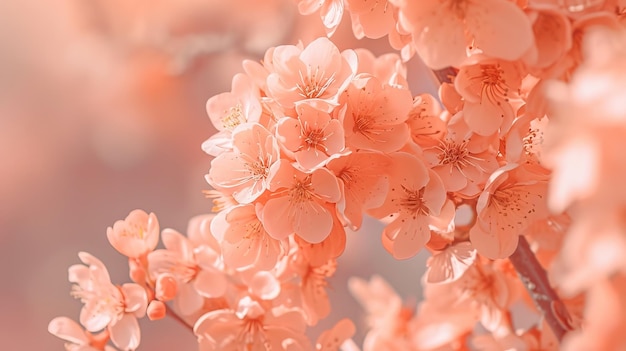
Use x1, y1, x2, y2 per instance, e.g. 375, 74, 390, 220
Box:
0, 0, 438, 349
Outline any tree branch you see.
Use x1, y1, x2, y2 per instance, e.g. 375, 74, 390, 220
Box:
509, 236, 572, 341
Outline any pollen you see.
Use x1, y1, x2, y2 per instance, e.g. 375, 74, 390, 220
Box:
399, 185, 429, 217
296, 66, 336, 99
222, 104, 245, 130
289, 175, 314, 203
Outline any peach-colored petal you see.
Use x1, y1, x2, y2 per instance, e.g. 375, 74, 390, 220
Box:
109, 314, 140, 351
120, 283, 147, 316
470, 217, 519, 260
386, 214, 431, 259
249, 271, 281, 300
194, 269, 227, 298
48, 317, 90, 345
426, 241, 476, 284
465, 0, 534, 61
315, 318, 356, 351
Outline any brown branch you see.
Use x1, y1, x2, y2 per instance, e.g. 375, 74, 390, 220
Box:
509, 236, 572, 342
432, 67, 458, 84
166, 306, 195, 334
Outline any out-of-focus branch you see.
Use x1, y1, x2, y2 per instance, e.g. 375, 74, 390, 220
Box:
509, 236, 572, 341
432, 67, 458, 84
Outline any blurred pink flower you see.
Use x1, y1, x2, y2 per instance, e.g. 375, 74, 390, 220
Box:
392, 0, 534, 68
48, 317, 117, 351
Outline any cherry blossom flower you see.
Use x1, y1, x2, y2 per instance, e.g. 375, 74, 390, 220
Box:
523, 6, 572, 74
262, 160, 341, 243
148, 229, 227, 316
368, 152, 451, 259
315, 318, 356, 351
298, 259, 337, 325
426, 241, 477, 284
454, 58, 524, 136
346, 0, 397, 40
202, 73, 263, 156
295, 215, 347, 267
354, 49, 408, 88
341, 75, 413, 152
276, 104, 345, 170
326, 151, 390, 230
69, 252, 147, 351
48, 317, 117, 351
406, 93, 445, 148
266, 37, 357, 113
392, 0, 534, 69
297, 0, 344, 36
348, 275, 416, 351
423, 112, 499, 197
106, 209, 159, 259
206, 123, 279, 204
470, 164, 549, 259
210, 204, 286, 272
194, 297, 312, 351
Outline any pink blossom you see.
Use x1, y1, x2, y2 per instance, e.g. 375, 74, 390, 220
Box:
266, 37, 357, 113
326, 151, 390, 230
148, 229, 227, 315
454, 58, 524, 136
48, 317, 116, 351
194, 297, 311, 351
341, 75, 413, 153
276, 104, 345, 170
297, 0, 344, 36
68, 252, 147, 351
406, 93, 445, 148
106, 209, 159, 259
426, 241, 477, 284
423, 112, 499, 197
368, 153, 450, 259
470, 164, 549, 259
206, 123, 279, 204
392, 0, 533, 69
346, 0, 397, 40
262, 161, 341, 243
202, 73, 263, 156
299, 259, 337, 326
315, 318, 356, 351
210, 204, 286, 272
393, 0, 534, 69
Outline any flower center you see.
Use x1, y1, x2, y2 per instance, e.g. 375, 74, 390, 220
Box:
222, 104, 245, 130
289, 176, 314, 203
296, 66, 336, 99
438, 139, 470, 166
399, 186, 428, 217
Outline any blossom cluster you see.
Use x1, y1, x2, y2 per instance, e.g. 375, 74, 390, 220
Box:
49, 0, 626, 350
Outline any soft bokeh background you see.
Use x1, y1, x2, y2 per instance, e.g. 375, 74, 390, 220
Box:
0, 1, 438, 349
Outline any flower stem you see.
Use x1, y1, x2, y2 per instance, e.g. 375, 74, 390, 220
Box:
508, 236, 572, 341
166, 306, 195, 334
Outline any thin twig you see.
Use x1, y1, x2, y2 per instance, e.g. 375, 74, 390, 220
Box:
166, 306, 195, 334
